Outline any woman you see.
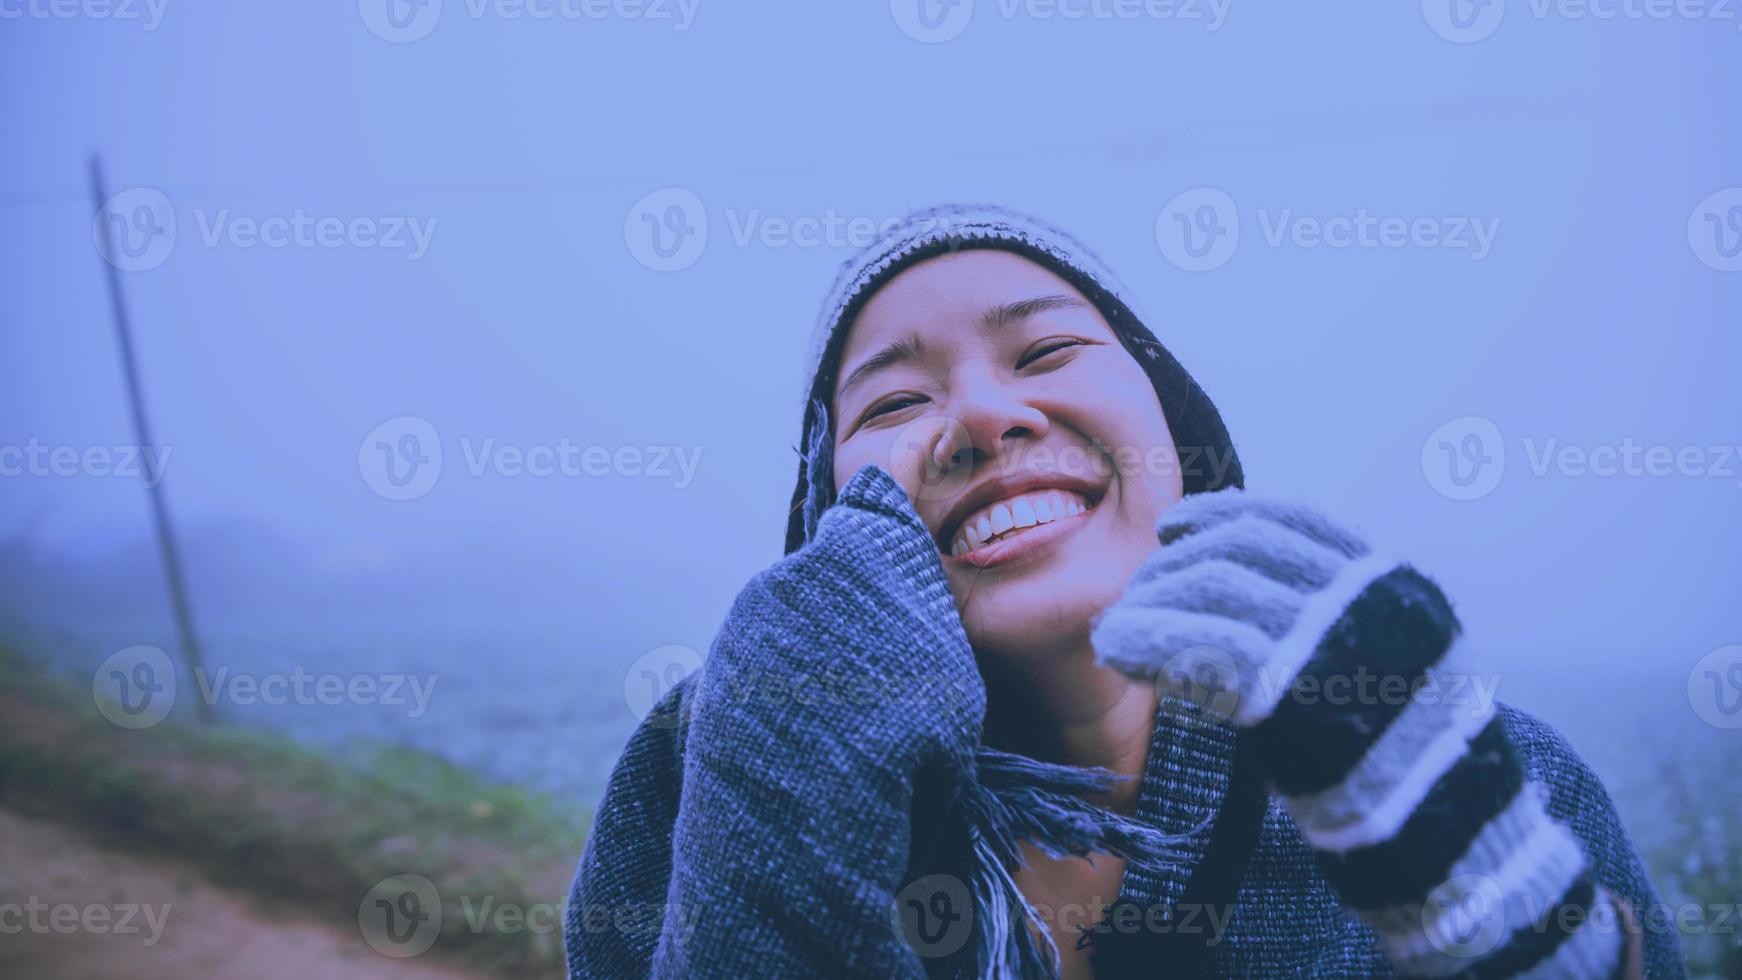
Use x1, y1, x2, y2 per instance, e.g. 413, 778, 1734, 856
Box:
565, 206, 1679, 978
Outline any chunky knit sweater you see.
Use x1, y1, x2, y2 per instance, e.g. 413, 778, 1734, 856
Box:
564, 465, 1684, 979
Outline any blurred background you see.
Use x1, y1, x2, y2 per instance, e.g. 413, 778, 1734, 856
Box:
1, 2, 1738, 976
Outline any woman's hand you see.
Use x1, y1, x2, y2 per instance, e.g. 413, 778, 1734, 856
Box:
1089, 489, 1406, 731
649, 459, 986, 977
1091, 489, 1637, 979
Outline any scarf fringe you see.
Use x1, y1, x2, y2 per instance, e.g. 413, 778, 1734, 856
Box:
959, 746, 1194, 979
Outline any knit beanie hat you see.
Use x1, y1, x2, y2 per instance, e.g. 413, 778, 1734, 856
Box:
785, 203, 1246, 554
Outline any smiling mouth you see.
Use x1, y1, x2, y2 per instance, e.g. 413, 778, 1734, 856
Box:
945, 489, 1096, 558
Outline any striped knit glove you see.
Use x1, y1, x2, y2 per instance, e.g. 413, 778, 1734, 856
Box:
1090, 489, 1634, 979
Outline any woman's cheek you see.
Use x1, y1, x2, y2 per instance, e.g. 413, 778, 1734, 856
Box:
832, 431, 891, 495
831, 435, 862, 494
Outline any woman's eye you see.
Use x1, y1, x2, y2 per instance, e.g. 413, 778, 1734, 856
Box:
865, 395, 925, 420
1017, 339, 1085, 370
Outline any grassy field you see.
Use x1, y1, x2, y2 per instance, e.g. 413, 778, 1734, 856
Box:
0, 643, 588, 977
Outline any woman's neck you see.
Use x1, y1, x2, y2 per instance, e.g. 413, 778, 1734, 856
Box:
980, 645, 1159, 815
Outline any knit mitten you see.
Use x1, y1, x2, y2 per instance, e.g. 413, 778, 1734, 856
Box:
657, 463, 1185, 979
1091, 489, 1632, 978
653, 461, 983, 978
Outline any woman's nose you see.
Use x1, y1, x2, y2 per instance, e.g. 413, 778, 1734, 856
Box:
938, 380, 1050, 472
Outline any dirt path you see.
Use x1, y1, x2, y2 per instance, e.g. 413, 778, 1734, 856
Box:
0, 807, 492, 980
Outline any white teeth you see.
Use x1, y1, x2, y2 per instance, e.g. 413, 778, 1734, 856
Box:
947, 488, 1094, 556
989, 504, 1014, 534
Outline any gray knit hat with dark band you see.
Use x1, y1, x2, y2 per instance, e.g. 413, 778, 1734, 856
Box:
784, 204, 1245, 554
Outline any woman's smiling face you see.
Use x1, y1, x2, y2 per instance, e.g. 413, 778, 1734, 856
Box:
831, 249, 1184, 663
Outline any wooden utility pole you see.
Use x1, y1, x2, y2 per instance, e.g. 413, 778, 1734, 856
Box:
89, 156, 214, 724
